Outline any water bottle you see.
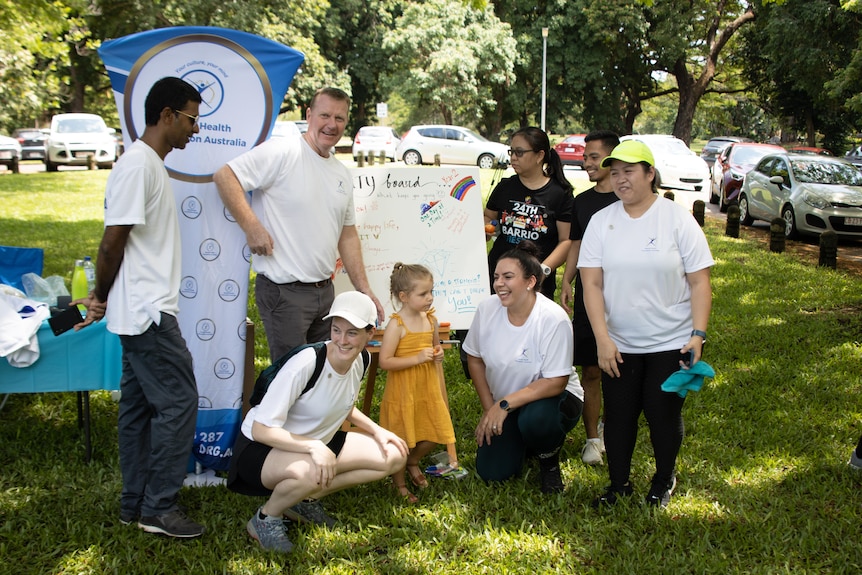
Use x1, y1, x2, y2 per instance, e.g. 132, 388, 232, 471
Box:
83, 256, 96, 292
71, 259, 88, 313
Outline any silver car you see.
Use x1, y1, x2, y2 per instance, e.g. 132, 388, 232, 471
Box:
396, 124, 509, 169
0, 134, 21, 173
352, 126, 400, 161
739, 152, 862, 239
45, 113, 117, 171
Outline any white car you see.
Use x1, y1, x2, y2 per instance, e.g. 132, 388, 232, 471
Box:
620, 134, 710, 192
270, 121, 302, 138
0, 134, 22, 173
396, 124, 509, 169
352, 126, 400, 161
45, 113, 117, 171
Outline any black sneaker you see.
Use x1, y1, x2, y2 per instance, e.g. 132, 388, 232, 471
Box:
539, 464, 565, 494
119, 509, 138, 525
645, 476, 676, 508
283, 500, 336, 528
591, 483, 634, 508
139, 510, 205, 538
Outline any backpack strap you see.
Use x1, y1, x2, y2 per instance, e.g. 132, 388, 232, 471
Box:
299, 343, 328, 396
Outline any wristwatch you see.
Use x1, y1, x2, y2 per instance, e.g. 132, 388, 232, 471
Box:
541, 264, 551, 277
499, 399, 511, 412
691, 329, 707, 342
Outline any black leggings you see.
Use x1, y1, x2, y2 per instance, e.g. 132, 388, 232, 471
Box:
602, 350, 686, 488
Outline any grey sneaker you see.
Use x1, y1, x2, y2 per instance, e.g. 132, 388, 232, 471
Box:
283, 500, 336, 528
138, 510, 204, 538
248, 508, 294, 553
850, 449, 862, 470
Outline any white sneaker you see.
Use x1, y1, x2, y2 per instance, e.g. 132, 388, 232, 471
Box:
581, 438, 604, 465
597, 421, 606, 453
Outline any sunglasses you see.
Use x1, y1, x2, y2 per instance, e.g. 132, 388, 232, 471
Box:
173, 109, 200, 125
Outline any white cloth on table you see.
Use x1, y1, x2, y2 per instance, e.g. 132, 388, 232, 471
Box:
0, 292, 49, 367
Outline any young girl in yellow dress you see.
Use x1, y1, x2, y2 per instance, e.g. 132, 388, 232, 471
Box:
379, 263, 457, 502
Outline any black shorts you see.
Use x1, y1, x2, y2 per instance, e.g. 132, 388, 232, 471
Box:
572, 313, 598, 367
226, 430, 348, 496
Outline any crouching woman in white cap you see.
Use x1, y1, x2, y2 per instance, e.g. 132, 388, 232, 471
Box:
228, 291, 408, 553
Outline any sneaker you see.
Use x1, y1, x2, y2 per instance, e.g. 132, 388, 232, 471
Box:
248, 508, 294, 553
849, 449, 862, 470
283, 500, 336, 528
138, 510, 204, 538
597, 421, 606, 453
581, 439, 604, 466
591, 483, 633, 508
645, 476, 677, 508
539, 463, 565, 494
119, 509, 138, 526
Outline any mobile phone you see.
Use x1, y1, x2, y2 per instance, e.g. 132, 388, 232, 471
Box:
48, 305, 84, 336
681, 349, 695, 367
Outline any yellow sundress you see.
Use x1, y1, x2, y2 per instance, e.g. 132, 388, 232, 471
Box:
379, 310, 456, 448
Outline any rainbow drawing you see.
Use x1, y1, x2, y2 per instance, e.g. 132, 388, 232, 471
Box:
450, 176, 476, 201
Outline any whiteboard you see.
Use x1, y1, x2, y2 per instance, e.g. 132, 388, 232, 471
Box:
335, 166, 491, 329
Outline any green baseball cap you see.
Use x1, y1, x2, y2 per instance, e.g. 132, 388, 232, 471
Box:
600, 139, 655, 168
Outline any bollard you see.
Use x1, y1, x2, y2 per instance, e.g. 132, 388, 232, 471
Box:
819, 230, 838, 269
725, 205, 740, 238
87, 154, 96, 170
692, 200, 705, 227
434, 154, 441, 166
379, 151, 386, 164
663, 191, 675, 201
770, 217, 786, 253
367, 152, 375, 166
357, 153, 365, 167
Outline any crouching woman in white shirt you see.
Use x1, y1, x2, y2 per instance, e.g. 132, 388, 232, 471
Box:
227, 291, 408, 553
463, 241, 584, 494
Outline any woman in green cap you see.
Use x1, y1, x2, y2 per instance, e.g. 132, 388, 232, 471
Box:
577, 139, 714, 508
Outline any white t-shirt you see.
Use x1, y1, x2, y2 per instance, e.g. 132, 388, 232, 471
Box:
227, 135, 355, 284
578, 196, 715, 353
103, 140, 182, 335
241, 344, 365, 444
463, 293, 583, 402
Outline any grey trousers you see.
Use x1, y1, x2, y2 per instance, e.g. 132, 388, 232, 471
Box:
118, 313, 198, 517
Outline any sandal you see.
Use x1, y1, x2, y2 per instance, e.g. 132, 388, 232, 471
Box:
393, 482, 418, 503
407, 464, 429, 489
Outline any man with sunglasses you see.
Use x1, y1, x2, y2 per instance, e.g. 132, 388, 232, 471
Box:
71, 77, 205, 538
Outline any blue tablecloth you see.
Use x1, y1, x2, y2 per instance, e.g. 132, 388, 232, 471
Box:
0, 319, 121, 393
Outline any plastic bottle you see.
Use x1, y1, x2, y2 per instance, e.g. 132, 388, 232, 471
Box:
71, 259, 88, 313
83, 256, 96, 292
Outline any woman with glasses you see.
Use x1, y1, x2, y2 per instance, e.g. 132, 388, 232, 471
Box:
485, 127, 573, 299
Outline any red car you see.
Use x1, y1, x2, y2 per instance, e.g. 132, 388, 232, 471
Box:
554, 134, 586, 168
710, 142, 784, 211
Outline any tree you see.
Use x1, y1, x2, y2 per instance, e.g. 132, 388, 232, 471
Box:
741, 0, 862, 152
381, 0, 516, 137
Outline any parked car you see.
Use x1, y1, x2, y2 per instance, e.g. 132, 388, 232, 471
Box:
294, 120, 308, 134
0, 135, 22, 173
44, 113, 116, 171
352, 126, 401, 161
12, 128, 47, 160
788, 146, 832, 156
396, 125, 509, 169
700, 136, 752, 168
553, 134, 586, 168
620, 134, 710, 192
270, 120, 302, 138
844, 145, 862, 169
710, 142, 783, 211
738, 152, 862, 239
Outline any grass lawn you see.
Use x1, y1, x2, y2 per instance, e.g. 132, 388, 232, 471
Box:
1, 168, 861, 574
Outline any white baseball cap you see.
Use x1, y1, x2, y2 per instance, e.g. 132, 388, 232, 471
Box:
323, 291, 377, 328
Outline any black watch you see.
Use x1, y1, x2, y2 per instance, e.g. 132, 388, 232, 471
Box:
499, 399, 511, 412
691, 329, 707, 342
